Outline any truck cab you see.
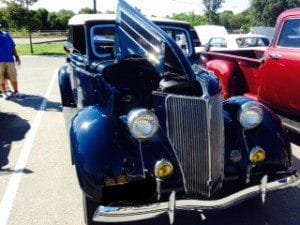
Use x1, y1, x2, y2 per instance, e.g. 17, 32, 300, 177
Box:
205, 8, 300, 133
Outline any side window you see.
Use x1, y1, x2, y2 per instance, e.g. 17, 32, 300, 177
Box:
278, 19, 300, 48
190, 29, 201, 47
91, 25, 115, 58
71, 25, 86, 54
209, 38, 227, 48
258, 38, 270, 46
161, 27, 192, 56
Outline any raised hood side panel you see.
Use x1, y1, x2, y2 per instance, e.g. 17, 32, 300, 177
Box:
115, 0, 194, 80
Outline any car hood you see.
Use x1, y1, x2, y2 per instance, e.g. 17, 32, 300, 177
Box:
115, 0, 194, 80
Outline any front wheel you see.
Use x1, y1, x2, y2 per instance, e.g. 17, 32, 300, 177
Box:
83, 195, 108, 225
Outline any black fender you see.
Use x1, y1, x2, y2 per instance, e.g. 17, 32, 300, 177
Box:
58, 65, 76, 107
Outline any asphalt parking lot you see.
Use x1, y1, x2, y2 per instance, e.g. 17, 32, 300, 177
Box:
0, 56, 299, 225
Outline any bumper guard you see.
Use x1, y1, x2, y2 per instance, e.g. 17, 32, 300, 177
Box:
93, 173, 300, 224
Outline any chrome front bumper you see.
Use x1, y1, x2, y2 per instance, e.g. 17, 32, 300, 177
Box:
93, 173, 300, 224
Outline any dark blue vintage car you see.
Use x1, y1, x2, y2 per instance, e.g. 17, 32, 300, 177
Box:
58, 0, 299, 224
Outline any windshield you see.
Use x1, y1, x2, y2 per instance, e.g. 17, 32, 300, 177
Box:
90, 24, 193, 58
278, 19, 300, 48
236, 37, 270, 48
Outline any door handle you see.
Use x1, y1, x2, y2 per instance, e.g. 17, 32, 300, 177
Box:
269, 54, 282, 60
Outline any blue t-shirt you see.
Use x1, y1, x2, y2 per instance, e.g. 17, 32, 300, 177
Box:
0, 32, 16, 63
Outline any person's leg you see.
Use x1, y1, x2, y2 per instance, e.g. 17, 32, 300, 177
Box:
6, 63, 19, 93
4, 75, 12, 92
5, 80, 11, 92
0, 63, 5, 93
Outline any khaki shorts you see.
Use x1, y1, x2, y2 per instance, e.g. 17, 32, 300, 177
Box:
0, 63, 17, 84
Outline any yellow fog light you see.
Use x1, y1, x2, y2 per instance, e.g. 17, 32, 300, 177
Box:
154, 159, 174, 180
249, 147, 266, 165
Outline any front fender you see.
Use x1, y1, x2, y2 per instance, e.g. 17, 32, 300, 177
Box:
70, 106, 122, 200
223, 96, 291, 178
207, 59, 247, 98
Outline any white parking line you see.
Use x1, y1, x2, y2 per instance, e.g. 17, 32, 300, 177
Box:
0, 70, 58, 225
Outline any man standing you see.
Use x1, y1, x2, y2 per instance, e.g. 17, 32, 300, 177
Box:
0, 24, 21, 98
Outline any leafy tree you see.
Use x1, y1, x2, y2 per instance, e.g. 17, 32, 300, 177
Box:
202, 0, 225, 24
48, 9, 74, 30
1, 0, 40, 30
251, 0, 300, 26
48, 12, 60, 29
2, 2, 28, 29
172, 12, 208, 26
219, 10, 234, 29
56, 9, 74, 29
0, 8, 9, 28
79, 7, 94, 14
34, 8, 49, 30
1, 0, 38, 8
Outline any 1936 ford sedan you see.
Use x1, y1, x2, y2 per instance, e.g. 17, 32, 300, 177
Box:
58, 1, 299, 224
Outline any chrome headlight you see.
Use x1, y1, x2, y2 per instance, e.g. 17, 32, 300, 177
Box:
127, 108, 159, 140
238, 101, 263, 129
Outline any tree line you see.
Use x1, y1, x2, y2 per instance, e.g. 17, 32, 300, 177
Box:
0, 1, 110, 31
172, 0, 299, 32
0, 0, 299, 32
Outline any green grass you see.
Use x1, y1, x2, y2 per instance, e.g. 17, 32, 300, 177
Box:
17, 43, 66, 56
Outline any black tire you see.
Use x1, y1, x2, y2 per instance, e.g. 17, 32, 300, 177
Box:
83, 195, 107, 225
58, 72, 76, 108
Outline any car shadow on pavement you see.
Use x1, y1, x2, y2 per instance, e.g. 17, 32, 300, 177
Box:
0, 112, 31, 172
8, 94, 62, 112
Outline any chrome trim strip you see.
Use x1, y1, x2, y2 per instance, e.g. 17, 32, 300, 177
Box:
93, 174, 300, 223
206, 98, 212, 196
165, 94, 188, 193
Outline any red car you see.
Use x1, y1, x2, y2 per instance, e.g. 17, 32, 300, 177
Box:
205, 8, 300, 133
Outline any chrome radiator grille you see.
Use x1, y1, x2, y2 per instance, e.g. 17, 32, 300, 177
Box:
165, 94, 224, 198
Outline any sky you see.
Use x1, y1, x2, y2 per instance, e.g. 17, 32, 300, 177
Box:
30, 0, 250, 16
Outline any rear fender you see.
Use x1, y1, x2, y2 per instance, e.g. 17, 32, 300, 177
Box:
206, 59, 248, 98
58, 65, 76, 107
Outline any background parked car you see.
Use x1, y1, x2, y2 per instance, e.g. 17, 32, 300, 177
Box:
206, 34, 270, 51
249, 26, 275, 42
194, 25, 228, 52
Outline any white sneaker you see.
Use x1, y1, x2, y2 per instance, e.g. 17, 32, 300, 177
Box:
4, 92, 12, 100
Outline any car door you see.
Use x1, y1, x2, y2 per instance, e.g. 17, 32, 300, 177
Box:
258, 17, 300, 116
69, 25, 96, 108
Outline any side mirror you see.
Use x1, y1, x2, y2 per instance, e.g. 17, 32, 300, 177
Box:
64, 42, 74, 53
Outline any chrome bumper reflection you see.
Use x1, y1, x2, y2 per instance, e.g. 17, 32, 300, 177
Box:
93, 174, 300, 224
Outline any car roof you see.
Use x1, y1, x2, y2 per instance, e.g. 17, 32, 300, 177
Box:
210, 34, 268, 42
227, 34, 268, 39
278, 7, 300, 20
68, 14, 190, 26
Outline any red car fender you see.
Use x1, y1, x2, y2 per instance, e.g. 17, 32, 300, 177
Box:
206, 59, 247, 99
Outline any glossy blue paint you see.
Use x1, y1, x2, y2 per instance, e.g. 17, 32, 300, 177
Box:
223, 97, 291, 177
61, 0, 293, 204
58, 65, 76, 107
